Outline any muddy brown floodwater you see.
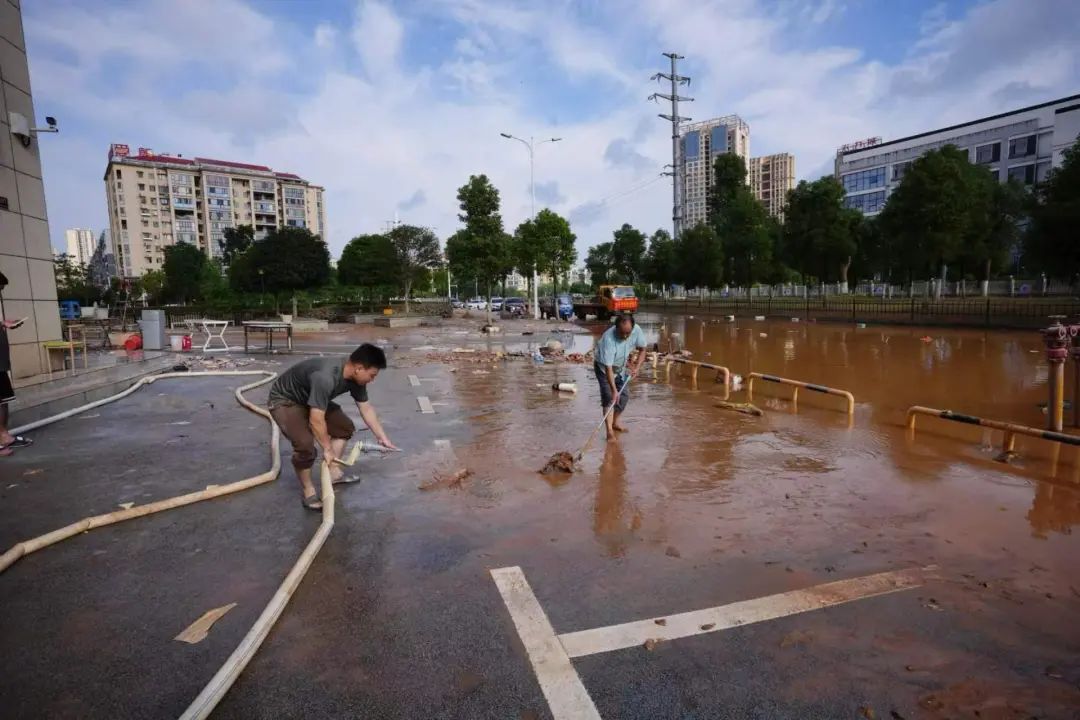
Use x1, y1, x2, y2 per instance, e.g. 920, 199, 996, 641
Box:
410, 313, 1080, 715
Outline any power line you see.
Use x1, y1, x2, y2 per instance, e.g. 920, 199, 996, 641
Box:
588, 173, 665, 208
649, 52, 693, 239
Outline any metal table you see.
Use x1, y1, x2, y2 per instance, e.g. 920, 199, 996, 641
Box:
186, 319, 232, 353
242, 321, 293, 353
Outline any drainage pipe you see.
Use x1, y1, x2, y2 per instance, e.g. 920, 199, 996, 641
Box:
179, 460, 335, 720
1, 371, 280, 573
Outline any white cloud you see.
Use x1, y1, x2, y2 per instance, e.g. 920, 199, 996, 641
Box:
24, 0, 1080, 264
314, 23, 338, 51
351, 0, 404, 79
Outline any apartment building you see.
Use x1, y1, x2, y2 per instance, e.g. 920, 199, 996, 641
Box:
64, 228, 94, 265
103, 145, 327, 276
749, 153, 795, 222
678, 115, 750, 230
0, 0, 63, 379
835, 94, 1080, 216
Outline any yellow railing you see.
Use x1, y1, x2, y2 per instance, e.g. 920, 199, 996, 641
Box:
747, 372, 855, 415
906, 405, 1080, 452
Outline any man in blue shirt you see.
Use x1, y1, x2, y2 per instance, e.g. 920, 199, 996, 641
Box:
594, 313, 647, 440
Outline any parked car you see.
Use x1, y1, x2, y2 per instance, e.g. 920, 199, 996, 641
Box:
503, 297, 527, 317
490, 296, 504, 311
540, 293, 573, 320
450, 298, 464, 309
466, 297, 487, 310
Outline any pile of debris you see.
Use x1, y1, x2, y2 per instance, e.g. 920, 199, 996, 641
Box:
178, 356, 262, 371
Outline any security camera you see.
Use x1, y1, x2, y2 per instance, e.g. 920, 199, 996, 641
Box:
30, 114, 59, 138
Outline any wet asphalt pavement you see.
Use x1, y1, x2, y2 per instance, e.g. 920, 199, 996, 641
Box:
1, 316, 1079, 719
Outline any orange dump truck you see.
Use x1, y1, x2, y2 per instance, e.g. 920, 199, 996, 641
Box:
572, 285, 638, 321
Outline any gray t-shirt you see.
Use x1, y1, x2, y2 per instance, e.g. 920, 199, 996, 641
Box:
268, 357, 368, 410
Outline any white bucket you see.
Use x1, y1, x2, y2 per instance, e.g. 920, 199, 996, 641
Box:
169, 335, 185, 351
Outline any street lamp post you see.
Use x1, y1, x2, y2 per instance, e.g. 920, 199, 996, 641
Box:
500, 132, 562, 319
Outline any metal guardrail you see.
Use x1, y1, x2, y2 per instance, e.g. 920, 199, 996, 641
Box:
747, 372, 855, 415
905, 405, 1080, 451
659, 355, 731, 388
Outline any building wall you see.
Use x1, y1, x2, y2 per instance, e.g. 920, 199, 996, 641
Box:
749, 153, 795, 222
104, 150, 326, 276
836, 95, 1080, 216
679, 115, 750, 229
0, 0, 62, 379
64, 228, 94, 265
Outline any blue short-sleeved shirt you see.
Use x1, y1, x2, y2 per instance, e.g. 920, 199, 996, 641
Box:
595, 324, 646, 373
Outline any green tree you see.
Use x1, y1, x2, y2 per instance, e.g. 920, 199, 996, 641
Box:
511, 220, 542, 303
709, 154, 772, 286
1027, 138, 1080, 282
141, 269, 167, 304
585, 242, 615, 285
338, 233, 399, 305
229, 227, 331, 303
643, 229, 678, 293
878, 145, 983, 283
675, 223, 724, 291
162, 242, 207, 303
517, 209, 577, 300
388, 224, 441, 314
962, 177, 1027, 288
783, 176, 861, 289
447, 174, 512, 323
610, 223, 647, 282
219, 224, 254, 266
53, 252, 98, 304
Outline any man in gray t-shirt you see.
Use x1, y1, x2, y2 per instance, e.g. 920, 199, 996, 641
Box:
268, 343, 396, 509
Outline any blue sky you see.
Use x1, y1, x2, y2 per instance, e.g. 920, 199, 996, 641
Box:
23, 0, 1080, 260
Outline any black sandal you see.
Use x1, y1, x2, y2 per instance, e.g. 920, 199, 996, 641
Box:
301, 492, 323, 511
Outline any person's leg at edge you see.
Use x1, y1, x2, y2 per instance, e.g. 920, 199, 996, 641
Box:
0, 403, 11, 456
595, 362, 618, 441
612, 374, 629, 433
325, 403, 356, 482
270, 403, 320, 506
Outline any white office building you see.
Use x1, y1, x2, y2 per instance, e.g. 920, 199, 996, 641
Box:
678, 115, 750, 230
835, 94, 1080, 216
64, 228, 95, 265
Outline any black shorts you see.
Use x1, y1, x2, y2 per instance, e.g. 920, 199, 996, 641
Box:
0, 371, 13, 405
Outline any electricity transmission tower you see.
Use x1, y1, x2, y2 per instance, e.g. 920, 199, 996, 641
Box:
649, 52, 693, 239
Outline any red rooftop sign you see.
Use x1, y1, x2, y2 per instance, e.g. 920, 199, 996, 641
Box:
839, 136, 883, 153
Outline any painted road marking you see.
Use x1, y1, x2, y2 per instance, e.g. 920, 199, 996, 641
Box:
492, 565, 933, 719
409, 375, 421, 387
490, 567, 602, 720
557, 565, 933, 658
417, 396, 435, 414
434, 438, 450, 448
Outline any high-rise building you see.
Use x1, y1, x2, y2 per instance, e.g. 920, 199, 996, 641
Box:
0, 0, 63, 379
835, 94, 1080, 216
64, 228, 95, 265
104, 145, 327, 277
678, 115, 750, 230
749, 153, 796, 222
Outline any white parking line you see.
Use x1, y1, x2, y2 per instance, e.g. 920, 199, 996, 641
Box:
490, 567, 602, 720
417, 396, 435, 414
491, 565, 934, 719
557, 565, 933, 658
409, 375, 421, 387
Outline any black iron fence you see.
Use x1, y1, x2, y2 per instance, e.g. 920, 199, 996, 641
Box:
150, 298, 452, 329
641, 296, 1080, 329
